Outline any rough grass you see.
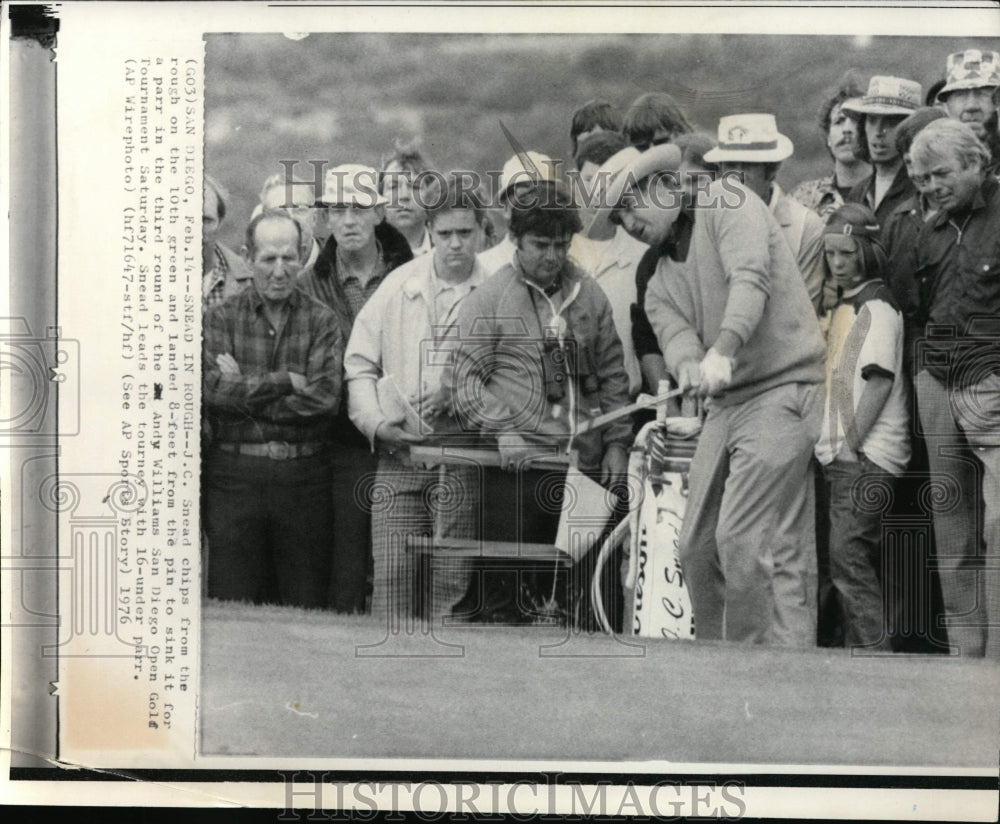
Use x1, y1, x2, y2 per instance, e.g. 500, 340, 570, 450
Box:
200, 599, 1000, 766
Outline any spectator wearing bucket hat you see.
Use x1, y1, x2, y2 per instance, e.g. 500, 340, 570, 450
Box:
298, 163, 414, 614
593, 143, 826, 647
704, 113, 827, 314
843, 75, 922, 225
477, 150, 559, 276
935, 48, 1000, 169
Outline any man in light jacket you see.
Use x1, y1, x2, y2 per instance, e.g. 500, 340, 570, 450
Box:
346, 177, 489, 623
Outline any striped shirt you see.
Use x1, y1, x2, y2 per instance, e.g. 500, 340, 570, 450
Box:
203, 286, 344, 444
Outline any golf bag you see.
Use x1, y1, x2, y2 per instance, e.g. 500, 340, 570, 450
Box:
626, 422, 696, 640
591, 419, 697, 640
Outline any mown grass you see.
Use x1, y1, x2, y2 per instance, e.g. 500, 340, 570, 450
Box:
200, 599, 1000, 764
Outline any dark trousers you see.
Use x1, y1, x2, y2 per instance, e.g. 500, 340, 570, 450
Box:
204, 448, 333, 608
454, 467, 564, 621
821, 456, 895, 651
328, 441, 380, 613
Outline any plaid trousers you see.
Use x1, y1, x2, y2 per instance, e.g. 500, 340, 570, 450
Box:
369, 454, 480, 626
916, 370, 1000, 659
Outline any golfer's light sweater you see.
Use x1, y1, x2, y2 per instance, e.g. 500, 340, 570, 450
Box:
646, 180, 825, 408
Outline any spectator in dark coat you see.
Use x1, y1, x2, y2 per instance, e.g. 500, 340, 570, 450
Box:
298, 164, 414, 614
843, 75, 922, 224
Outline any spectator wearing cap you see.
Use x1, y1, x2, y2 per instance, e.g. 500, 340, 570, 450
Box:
477, 150, 559, 276
814, 204, 910, 652
595, 143, 826, 647
705, 113, 827, 314
935, 48, 1000, 170
379, 141, 439, 257
346, 178, 491, 622
791, 71, 873, 219
844, 75, 923, 224
569, 132, 648, 398
910, 119, 1000, 659
253, 174, 322, 270
298, 164, 414, 614
202, 211, 344, 608
622, 91, 694, 151
202, 174, 253, 311
570, 99, 623, 157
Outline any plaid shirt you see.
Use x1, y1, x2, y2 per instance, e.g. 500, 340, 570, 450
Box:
339, 253, 389, 320
203, 286, 344, 443
203, 246, 230, 309
790, 175, 846, 220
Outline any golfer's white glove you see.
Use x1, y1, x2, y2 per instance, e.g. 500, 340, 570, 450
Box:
699, 348, 735, 397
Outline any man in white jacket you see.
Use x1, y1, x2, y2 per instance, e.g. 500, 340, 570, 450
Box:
345, 178, 489, 624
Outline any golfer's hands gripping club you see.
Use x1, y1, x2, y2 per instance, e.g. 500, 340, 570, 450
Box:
678, 349, 735, 398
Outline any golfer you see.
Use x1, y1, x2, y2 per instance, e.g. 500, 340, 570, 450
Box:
591, 143, 826, 646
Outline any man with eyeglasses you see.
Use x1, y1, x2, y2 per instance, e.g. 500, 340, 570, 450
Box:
590, 143, 826, 647
298, 164, 414, 614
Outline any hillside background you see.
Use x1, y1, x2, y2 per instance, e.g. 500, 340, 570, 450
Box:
206, 32, 998, 250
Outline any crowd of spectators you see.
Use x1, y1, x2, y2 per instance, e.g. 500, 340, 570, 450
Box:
201, 48, 1000, 658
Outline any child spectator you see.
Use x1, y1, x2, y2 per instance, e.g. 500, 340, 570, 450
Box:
814, 203, 911, 651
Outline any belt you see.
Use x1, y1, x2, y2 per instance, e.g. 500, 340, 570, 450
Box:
216, 441, 327, 460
